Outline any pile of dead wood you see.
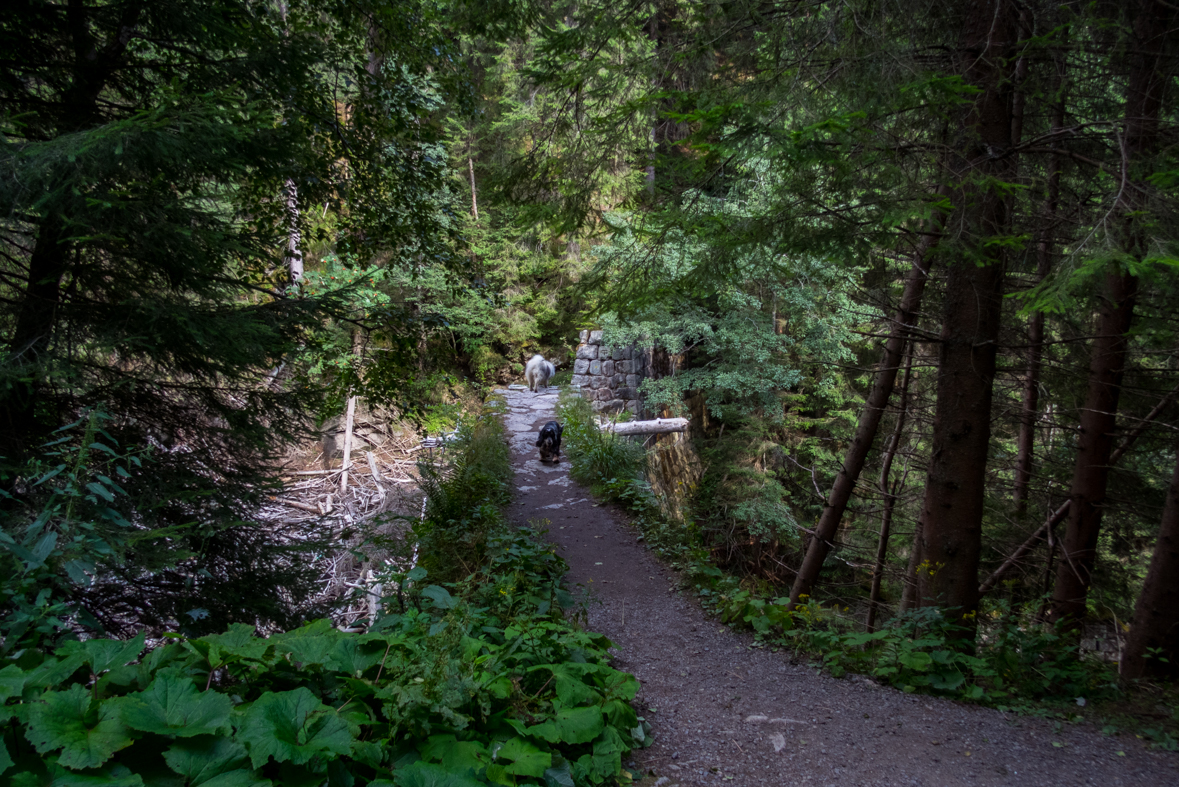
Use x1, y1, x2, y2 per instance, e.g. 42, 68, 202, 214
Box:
256, 407, 454, 631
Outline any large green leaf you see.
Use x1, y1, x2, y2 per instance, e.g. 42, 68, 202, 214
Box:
394, 761, 485, 787
35, 760, 145, 786
542, 761, 576, 787
420, 586, 456, 610
24, 685, 134, 770
121, 675, 233, 737
419, 734, 488, 775
495, 737, 550, 778
553, 706, 603, 745
57, 634, 146, 676
0, 664, 28, 703
163, 736, 251, 785
274, 636, 340, 670
187, 625, 271, 669
237, 688, 354, 769
528, 665, 600, 707
329, 637, 385, 676
163, 736, 270, 787
0, 737, 12, 776
588, 727, 628, 780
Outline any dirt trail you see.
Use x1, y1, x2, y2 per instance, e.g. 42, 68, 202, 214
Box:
496, 386, 1178, 787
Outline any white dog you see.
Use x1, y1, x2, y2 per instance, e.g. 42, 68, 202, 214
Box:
525, 354, 556, 393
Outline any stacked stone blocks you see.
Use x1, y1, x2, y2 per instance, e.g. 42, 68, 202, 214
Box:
570, 330, 649, 414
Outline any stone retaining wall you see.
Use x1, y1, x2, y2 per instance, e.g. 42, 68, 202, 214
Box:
571, 330, 650, 415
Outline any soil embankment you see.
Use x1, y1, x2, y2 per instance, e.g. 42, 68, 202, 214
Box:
497, 385, 1178, 787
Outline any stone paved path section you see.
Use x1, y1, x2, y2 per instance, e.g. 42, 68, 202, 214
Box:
494, 385, 1179, 787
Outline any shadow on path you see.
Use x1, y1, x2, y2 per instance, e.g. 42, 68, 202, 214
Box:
495, 385, 1177, 787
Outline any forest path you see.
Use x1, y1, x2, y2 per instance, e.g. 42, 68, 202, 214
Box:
495, 386, 1177, 787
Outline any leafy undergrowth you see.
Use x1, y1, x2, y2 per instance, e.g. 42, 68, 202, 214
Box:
555, 390, 1179, 745
0, 406, 650, 786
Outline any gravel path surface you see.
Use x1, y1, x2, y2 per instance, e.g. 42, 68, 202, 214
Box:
495, 386, 1179, 787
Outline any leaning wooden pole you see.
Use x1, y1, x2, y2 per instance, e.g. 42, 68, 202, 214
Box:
339, 393, 358, 495
866, 346, 914, 633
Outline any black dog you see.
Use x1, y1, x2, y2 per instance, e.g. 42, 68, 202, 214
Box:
536, 421, 563, 463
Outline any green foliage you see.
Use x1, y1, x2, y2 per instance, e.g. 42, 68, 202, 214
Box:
1, 400, 645, 786
699, 581, 1117, 710
414, 405, 513, 583
0, 411, 330, 641
0, 0, 488, 636
554, 394, 650, 507
0, 602, 642, 786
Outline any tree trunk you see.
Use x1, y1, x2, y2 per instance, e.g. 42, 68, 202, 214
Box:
339, 393, 359, 494
915, 0, 1017, 629
600, 417, 688, 435
867, 347, 914, 633
468, 158, 479, 220
1048, 270, 1137, 624
980, 380, 1179, 594
1048, 0, 1171, 626
285, 179, 303, 286
1121, 442, 1179, 680
1, 213, 69, 458
899, 519, 923, 613
788, 212, 944, 608
339, 330, 364, 494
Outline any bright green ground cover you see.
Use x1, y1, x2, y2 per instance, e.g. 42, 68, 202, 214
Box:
0, 408, 647, 786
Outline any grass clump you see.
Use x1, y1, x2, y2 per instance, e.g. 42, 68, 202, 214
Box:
555, 391, 648, 504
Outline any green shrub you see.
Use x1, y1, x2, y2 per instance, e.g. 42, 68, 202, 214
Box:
0, 591, 645, 786
0, 411, 328, 646
555, 393, 648, 504
698, 581, 1116, 709
414, 404, 512, 583
1, 402, 647, 786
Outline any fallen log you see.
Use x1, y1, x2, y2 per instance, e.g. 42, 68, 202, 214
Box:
599, 417, 688, 436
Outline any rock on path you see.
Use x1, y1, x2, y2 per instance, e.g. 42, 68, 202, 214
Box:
495, 386, 1179, 786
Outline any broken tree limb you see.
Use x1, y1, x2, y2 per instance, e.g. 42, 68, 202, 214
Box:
598, 418, 688, 436
281, 499, 322, 514
979, 379, 1179, 595
366, 451, 384, 485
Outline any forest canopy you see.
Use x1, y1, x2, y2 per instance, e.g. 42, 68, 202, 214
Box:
3, 0, 1179, 704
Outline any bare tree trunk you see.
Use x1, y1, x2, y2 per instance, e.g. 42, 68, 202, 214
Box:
1121, 441, 1179, 680
1049, 0, 1170, 625
916, 0, 1017, 631
285, 179, 303, 286
339, 331, 364, 494
339, 394, 358, 494
788, 210, 944, 608
468, 156, 479, 221
867, 347, 914, 632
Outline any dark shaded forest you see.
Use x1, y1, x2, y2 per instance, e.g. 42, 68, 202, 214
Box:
2, 0, 1179, 783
